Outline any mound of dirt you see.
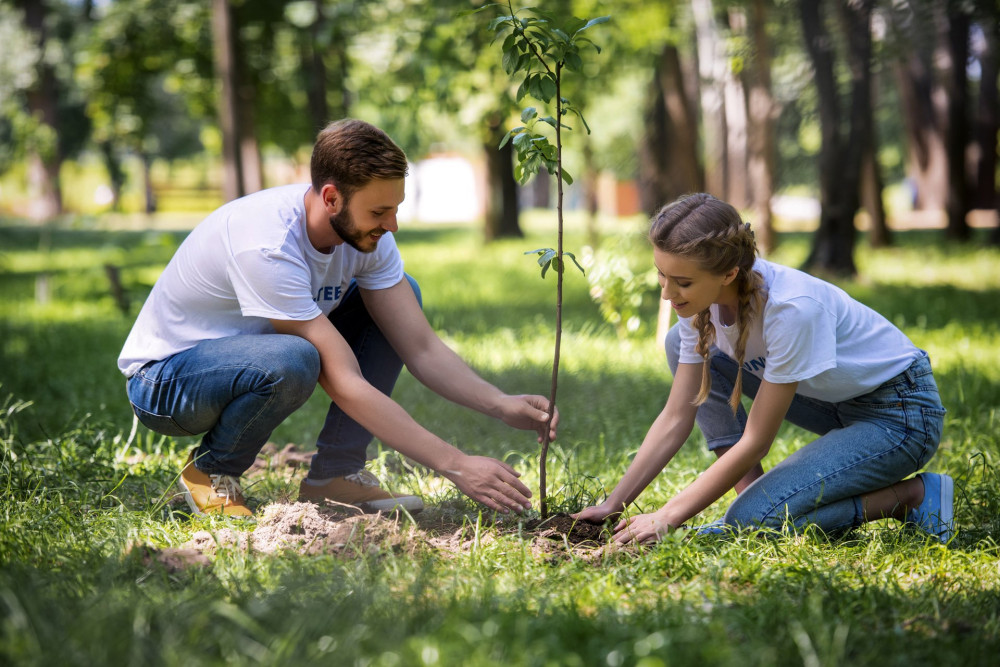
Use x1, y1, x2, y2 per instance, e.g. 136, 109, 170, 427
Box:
250, 502, 409, 556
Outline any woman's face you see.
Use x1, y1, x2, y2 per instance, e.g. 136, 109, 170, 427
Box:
653, 248, 738, 318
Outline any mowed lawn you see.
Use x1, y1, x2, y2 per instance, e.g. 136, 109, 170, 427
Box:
1, 213, 998, 666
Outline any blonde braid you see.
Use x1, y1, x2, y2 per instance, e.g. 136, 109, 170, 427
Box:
692, 309, 716, 406
728, 265, 765, 413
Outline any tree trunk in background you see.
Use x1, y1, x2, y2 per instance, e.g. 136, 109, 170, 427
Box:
304, 0, 329, 135
939, 1, 971, 240
530, 168, 551, 209
800, 0, 874, 277
972, 10, 998, 213
483, 114, 522, 240
744, 0, 777, 255
693, 0, 726, 200
17, 0, 63, 220
724, 8, 749, 209
212, 0, 245, 203
638, 44, 702, 216
862, 140, 891, 247
890, 2, 948, 212
862, 9, 889, 248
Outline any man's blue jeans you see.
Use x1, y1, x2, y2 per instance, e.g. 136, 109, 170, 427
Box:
664, 324, 947, 533
126, 276, 421, 477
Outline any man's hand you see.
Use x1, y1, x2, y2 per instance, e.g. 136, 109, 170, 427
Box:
496, 394, 559, 444
571, 501, 623, 525
612, 509, 675, 544
442, 455, 533, 514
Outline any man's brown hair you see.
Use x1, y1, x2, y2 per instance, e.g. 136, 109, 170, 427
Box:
310, 119, 408, 200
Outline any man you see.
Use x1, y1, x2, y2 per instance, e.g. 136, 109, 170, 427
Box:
118, 119, 557, 517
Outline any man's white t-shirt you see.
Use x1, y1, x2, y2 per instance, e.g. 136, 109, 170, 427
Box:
118, 184, 404, 377
676, 258, 923, 403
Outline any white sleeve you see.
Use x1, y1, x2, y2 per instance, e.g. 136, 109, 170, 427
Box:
676, 316, 704, 364
228, 247, 322, 321
763, 297, 837, 384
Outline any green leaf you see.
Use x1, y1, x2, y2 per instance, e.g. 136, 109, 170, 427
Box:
524, 248, 552, 256
521, 107, 537, 122
564, 51, 583, 72
502, 49, 518, 75
537, 249, 558, 267
539, 76, 557, 102
560, 168, 573, 185
564, 251, 586, 275
574, 16, 610, 36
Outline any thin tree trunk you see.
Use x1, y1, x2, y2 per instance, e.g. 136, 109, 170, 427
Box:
693, 0, 727, 199
212, 0, 244, 203
973, 10, 998, 212
18, 0, 62, 220
483, 114, 522, 240
304, 0, 329, 134
940, 1, 971, 240
889, 2, 948, 212
745, 0, 777, 255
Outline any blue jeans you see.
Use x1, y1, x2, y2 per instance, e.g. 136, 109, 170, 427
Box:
664, 324, 946, 533
126, 275, 421, 477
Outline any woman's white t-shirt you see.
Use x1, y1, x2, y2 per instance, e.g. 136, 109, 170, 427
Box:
676, 258, 923, 402
118, 184, 404, 377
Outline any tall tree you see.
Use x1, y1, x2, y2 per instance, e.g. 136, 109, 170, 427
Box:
938, 0, 972, 240
13, 0, 62, 220
638, 42, 702, 215
212, 0, 245, 203
799, 0, 876, 276
743, 0, 778, 254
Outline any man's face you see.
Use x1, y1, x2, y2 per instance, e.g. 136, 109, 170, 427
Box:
329, 178, 405, 253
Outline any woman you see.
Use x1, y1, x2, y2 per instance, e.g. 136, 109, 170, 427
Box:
574, 194, 952, 544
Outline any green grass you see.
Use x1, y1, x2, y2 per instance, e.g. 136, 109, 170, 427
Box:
1, 214, 999, 666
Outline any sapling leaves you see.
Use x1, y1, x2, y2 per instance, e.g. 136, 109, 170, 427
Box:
489, 1, 607, 519
525, 248, 586, 278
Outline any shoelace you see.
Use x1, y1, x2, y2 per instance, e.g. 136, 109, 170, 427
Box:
343, 470, 381, 488
209, 474, 244, 501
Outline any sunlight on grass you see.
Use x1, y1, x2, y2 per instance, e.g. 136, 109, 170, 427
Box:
1, 218, 999, 665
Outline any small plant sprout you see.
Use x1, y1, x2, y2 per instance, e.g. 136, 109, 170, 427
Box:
486, 2, 608, 518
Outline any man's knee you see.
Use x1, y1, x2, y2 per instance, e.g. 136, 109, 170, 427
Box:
270, 336, 321, 404
405, 273, 422, 308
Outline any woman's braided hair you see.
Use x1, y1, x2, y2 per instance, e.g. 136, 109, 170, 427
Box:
649, 193, 765, 413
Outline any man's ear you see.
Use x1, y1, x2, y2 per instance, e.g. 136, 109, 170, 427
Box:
320, 183, 343, 214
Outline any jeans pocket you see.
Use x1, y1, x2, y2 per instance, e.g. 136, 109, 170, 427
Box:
131, 404, 197, 437
917, 406, 947, 468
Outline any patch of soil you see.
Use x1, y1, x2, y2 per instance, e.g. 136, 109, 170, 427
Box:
177, 502, 414, 557
148, 504, 626, 573
521, 513, 608, 546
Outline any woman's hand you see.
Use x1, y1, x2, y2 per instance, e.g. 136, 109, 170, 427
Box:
612, 509, 675, 544
571, 501, 623, 525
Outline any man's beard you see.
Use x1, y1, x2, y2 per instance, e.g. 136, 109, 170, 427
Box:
329, 205, 378, 253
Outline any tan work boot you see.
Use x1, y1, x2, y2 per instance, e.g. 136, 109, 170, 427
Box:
179, 449, 254, 517
298, 470, 424, 514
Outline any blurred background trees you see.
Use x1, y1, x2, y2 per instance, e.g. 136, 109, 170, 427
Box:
1, 0, 997, 275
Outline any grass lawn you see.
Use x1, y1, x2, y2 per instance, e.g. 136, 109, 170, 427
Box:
1, 212, 999, 666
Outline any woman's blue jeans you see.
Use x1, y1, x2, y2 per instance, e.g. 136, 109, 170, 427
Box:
126, 276, 421, 478
664, 324, 946, 533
